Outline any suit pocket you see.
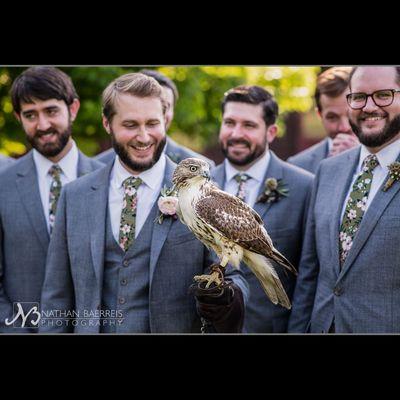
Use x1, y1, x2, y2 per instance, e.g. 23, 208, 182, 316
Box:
166, 231, 197, 245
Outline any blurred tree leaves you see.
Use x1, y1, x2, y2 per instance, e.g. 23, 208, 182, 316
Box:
0, 66, 320, 157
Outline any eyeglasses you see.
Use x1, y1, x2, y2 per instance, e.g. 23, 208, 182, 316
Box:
346, 89, 400, 110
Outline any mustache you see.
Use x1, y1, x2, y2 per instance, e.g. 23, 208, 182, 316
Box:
226, 139, 251, 148
35, 128, 59, 137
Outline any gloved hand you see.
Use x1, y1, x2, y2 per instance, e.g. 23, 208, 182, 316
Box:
190, 280, 244, 333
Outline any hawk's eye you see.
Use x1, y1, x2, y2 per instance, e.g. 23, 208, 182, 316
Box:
189, 166, 198, 172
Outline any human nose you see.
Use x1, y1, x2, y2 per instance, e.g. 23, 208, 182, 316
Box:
37, 113, 52, 131
362, 94, 380, 113
338, 116, 352, 134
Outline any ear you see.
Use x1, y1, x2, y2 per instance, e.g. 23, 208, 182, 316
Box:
68, 99, 81, 122
316, 106, 322, 119
102, 114, 111, 135
266, 124, 278, 145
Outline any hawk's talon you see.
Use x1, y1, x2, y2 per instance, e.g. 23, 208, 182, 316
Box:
194, 264, 225, 289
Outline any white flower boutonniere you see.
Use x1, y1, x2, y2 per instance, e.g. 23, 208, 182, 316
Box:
256, 178, 289, 204
155, 185, 179, 224
383, 162, 400, 192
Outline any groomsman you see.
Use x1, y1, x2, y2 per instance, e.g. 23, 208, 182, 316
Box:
212, 85, 313, 333
95, 69, 215, 167
288, 67, 359, 173
289, 66, 400, 333
40, 72, 247, 333
0, 67, 103, 332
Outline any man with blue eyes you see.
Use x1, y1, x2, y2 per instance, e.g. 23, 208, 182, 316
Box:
39, 72, 248, 334
0, 67, 103, 332
213, 85, 314, 333
289, 66, 400, 333
288, 67, 359, 173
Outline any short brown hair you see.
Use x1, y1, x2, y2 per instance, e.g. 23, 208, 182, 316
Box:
11, 66, 79, 114
102, 72, 167, 122
222, 85, 279, 127
315, 67, 353, 112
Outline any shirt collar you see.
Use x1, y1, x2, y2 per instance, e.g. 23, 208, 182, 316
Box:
33, 140, 79, 180
358, 138, 400, 174
225, 150, 271, 184
112, 153, 166, 191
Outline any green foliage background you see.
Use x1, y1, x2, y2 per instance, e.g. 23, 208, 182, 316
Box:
0, 66, 321, 157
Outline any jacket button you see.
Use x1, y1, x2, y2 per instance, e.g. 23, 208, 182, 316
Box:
119, 297, 126, 305
333, 287, 343, 296
123, 260, 129, 267
120, 279, 127, 286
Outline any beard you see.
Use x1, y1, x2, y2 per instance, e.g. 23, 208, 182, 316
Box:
28, 122, 72, 158
111, 129, 167, 172
220, 138, 266, 166
349, 112, 400, 148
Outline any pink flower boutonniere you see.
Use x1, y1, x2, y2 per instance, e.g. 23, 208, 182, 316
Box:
155, 185, 179, 224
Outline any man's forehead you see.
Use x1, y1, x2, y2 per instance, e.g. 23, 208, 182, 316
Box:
114, 93, 163, 116
351, 67, 398, 90
20, 98, 64, 111
223, 101, 264, 119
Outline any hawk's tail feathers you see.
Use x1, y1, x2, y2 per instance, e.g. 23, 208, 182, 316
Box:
270, 248, 297, 276
243, 251, 291, 310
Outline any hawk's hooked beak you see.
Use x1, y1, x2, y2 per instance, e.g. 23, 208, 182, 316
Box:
202, 170, 211, 180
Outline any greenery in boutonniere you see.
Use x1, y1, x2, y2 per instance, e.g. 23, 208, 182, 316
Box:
256, 178, 289, 204
383, 161, 400, 192
155, 185, 179, 224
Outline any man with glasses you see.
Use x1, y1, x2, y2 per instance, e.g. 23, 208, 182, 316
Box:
288, 66, 400, 333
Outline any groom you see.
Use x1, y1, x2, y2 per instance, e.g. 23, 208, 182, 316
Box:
40, 72, 248, 333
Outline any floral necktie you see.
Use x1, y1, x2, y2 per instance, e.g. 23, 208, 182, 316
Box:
48, 164, 62, 234
119, 177, 143, 251
234, 173, 250, 202
339, 154, 379, 264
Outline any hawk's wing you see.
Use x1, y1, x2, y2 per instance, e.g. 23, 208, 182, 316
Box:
194, 189, 275, 257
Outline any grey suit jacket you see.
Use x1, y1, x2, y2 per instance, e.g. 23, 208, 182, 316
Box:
0, 151, 103, 332
287, 138, 330, 174
39, 157, 248, 333
0, 154, 13, 172
95, 137, 215, 167
288, 147, 400, 333
212, 152, 314, 332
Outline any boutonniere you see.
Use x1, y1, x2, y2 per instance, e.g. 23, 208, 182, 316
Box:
383, 162, 400, 192
155, 185, 179, 224
256, 178, 289, 204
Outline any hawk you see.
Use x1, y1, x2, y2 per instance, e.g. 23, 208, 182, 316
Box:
172, 158, 297, 309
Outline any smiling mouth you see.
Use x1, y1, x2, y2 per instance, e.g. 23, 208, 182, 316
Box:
129, 143, 154, 152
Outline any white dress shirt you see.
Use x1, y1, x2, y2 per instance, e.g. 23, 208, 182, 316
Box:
108, 153, 166, 242
224, 151, 271, 208
33, 140, 79, 234
340, 138, 400, 221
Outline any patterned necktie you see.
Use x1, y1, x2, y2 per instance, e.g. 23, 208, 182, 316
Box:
339, 154, 379, 264
234, 173, 250, 202
48, 164, 62, 234
119, 177, 143, 251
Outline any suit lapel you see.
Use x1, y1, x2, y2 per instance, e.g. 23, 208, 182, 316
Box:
211, 163, 226, 190
329, 148, 361, 276
77, 151, 96, 177
253, 152, 283, 220
339, 152, 400, 279
15, 152, 49, 251
86, 163, 113, 285
149, 158, 176, 283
